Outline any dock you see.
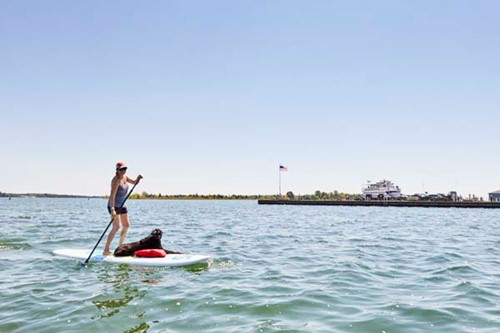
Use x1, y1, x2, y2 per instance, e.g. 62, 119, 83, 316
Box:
258, 199, 500, 209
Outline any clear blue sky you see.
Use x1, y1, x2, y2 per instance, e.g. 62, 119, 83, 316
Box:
1, 0, 499, 198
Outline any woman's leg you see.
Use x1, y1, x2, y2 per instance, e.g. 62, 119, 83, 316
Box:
119, 213, 130, 246
103, 215, 121, 255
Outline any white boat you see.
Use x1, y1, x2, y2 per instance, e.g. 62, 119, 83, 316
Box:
363, 180, 402, 200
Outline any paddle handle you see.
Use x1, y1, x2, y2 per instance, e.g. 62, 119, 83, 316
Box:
82, 182, 138, 265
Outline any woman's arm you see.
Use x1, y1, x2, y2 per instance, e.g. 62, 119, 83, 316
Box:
109, 177, 119, 208
109, 177, 119, 216
127, 174, 143, 185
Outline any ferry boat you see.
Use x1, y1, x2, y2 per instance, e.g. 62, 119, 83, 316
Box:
363, 180, 403, 200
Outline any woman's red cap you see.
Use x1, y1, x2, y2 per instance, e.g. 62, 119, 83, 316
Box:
116, 161, 127, 170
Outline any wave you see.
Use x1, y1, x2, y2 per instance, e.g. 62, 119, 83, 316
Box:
0, 238, 31, 251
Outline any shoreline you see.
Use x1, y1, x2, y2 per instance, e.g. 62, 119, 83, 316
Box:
258, 199, 500, 209
0, 193, 101, 199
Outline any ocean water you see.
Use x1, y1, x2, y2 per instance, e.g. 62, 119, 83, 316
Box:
0, 198, 499, 333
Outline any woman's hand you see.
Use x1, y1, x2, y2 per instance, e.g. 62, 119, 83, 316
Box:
136, 174, 144, 183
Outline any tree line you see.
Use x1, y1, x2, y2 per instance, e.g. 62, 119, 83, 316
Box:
128, 192, 277, 200
124, 190, 362, 201
286, 190, 363, 201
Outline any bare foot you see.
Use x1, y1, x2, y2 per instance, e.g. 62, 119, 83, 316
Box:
103, 250, 112, 256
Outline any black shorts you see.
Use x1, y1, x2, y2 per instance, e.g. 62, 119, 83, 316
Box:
107, 206, 128, 215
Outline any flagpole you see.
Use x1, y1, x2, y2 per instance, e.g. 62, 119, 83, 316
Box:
279, 166, 282, 197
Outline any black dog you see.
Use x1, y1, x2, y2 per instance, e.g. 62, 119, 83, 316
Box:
113, 228, 181, 257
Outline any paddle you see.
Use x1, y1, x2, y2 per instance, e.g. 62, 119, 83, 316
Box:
82, 182, 139, 266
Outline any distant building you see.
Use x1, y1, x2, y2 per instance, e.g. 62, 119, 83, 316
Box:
488, 190, 500, 202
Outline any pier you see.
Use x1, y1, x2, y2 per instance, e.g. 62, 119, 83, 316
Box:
258, 199, 500, 209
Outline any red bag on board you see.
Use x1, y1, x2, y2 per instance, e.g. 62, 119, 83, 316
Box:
134, 249, 167, 258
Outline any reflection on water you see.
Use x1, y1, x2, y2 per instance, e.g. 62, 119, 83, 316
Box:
92, 265, 146, 319
91, 264, 149, 333
181, 261, 211, 273
123, 322, 150, 333
92, 284, 146, 319
90, 263, 210, 333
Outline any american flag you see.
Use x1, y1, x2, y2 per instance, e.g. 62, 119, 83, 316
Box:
279, 165, 288, 172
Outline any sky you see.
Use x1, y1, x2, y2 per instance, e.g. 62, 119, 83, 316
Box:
1, 0, 499, 198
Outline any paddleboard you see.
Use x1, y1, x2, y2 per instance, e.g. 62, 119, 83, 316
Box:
53, 248, 210, 267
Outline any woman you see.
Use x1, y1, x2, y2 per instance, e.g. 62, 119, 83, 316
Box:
103, 161, 143, 255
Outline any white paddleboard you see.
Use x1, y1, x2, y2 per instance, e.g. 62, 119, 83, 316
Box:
53, 248, 210, 267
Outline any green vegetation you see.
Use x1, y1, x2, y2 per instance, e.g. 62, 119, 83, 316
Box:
128, 192, 277, 200
289, 190, 363, 201
0, 190, 362, 201
125, 190, 362, 201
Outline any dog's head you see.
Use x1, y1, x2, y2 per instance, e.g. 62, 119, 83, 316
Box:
151, 228, 163, 239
